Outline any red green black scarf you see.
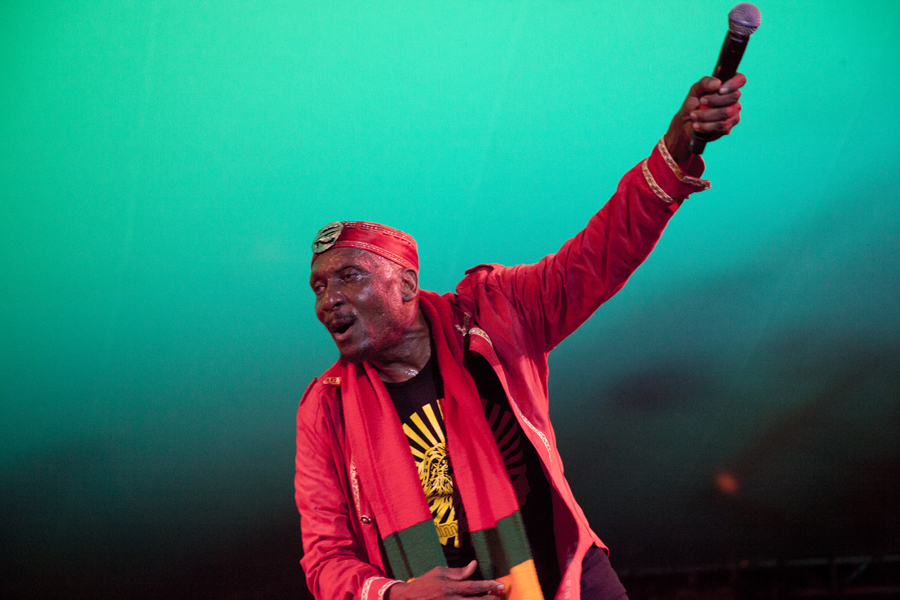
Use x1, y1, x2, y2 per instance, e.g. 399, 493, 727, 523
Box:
340, 290, 544, 599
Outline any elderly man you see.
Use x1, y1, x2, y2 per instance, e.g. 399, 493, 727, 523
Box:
295, 74, 746, 600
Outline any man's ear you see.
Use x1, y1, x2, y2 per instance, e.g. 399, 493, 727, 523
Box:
400, 268, 419, 302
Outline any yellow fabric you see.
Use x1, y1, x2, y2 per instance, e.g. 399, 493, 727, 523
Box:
496, 559, 544, 600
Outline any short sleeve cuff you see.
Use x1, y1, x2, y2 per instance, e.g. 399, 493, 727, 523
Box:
641, 138, 711, 204
362, 576, 404, 600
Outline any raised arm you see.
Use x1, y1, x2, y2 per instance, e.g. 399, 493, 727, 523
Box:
458, 75, 747, 351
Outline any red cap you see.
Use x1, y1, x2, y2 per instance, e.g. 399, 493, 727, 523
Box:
311, 221, 418, 271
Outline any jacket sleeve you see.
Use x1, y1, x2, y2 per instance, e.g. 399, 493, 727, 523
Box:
295, 381, 402, 600
460, 139, 710, 352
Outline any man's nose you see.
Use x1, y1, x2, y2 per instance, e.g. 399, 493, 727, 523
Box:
319, 283, 344, 311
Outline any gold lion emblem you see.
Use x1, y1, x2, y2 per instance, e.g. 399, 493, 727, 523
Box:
419, 443, 453, 497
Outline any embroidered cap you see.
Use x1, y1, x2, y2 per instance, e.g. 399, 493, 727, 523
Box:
311, 221, 419, 271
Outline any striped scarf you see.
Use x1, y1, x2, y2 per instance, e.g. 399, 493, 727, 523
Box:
340, 290, 544, 599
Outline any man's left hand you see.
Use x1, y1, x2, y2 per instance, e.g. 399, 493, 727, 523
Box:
664, 73, 747, 165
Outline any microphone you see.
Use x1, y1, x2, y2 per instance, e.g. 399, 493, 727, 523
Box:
689, 3, 761, 155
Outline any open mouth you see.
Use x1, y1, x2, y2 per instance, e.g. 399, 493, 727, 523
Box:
329, 318, 355, 341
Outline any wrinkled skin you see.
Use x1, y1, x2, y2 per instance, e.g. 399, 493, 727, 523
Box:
310, 247, 431, 382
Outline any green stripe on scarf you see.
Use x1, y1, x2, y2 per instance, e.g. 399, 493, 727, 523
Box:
340, 291, 543, 598
470, 511, 532, 579
384, 519, 447, 580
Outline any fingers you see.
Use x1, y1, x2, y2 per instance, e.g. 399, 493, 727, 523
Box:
428, 561, 504, 598
699, 88, 741, 109
689, 72, 745, 136
690, 102, 741, 134
689, 76, 721, 100
429, 577, 503, 598
694, 73, 746, 96
693, 73, 746, 107
666, 73, 747, 160
691, 111, 741, 135
444, 560, 478, 581
720, 72, 747, 94
452, 579, 506, 597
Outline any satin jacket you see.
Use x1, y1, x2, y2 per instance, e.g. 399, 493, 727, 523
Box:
295, 140, 710, 600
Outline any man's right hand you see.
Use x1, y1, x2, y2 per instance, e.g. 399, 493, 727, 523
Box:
387, 560, 505, 599
663, 73, 747, 165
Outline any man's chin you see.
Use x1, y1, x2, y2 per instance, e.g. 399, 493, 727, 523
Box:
336, 343, 372, 364
334, 333, 403, 365
338, 353, 365, 364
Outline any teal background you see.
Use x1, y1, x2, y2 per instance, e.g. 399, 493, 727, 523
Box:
2, 1, 899, 597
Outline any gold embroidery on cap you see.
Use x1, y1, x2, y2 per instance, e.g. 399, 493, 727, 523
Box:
312, 222, 344, 254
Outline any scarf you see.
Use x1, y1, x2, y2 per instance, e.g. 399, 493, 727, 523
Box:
341, 290, 544, 599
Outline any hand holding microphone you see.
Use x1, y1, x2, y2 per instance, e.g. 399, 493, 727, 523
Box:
664, 3, 761, 163
690, 3, 761, 154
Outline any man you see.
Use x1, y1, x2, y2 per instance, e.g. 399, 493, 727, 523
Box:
296, 74, 746, 600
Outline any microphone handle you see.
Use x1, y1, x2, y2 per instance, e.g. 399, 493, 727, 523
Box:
689, 30, 751, 155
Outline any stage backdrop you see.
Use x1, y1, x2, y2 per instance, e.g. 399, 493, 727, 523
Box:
2, 1, 899, 598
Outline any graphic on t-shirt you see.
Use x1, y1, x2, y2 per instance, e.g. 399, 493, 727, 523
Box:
484, 398, 530, 503
402, 400, 459, 547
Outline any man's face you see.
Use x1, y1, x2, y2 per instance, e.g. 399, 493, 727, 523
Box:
310, 247, 416, 364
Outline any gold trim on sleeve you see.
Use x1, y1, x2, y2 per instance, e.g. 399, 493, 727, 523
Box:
378, 581, 402, 599
657, 138, 711, 190
322, 377, 341, 386
469, 327, 493, 347
362, 576, 376, 600
642, 159, 675, 204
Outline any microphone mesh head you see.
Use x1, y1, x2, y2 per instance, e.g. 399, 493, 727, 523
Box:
729, 3, 761, 36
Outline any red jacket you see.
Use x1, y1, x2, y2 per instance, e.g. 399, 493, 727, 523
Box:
295, 140, 709, 600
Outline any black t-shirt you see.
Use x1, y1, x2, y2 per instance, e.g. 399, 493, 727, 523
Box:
466, 352, 561, 597
384, 356, 468, 566
383, 351, 561, 597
